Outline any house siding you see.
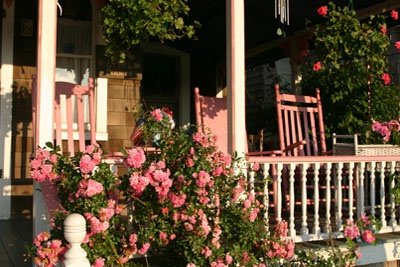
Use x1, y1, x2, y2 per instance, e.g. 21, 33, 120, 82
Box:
10, 65, 142, 188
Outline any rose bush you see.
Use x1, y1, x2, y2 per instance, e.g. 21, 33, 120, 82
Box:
27, 107, 379, 266
27, 108, 296, 267
300, 2, 400, 143
372, 119, 400, 145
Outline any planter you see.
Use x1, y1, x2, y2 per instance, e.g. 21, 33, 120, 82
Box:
332, 134, 400, 156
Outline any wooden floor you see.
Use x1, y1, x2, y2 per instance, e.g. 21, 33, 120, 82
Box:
0, 218, 32, 266
0, 195, 33, 267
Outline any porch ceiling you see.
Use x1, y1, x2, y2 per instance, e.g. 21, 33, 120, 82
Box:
171, 0, 393, 62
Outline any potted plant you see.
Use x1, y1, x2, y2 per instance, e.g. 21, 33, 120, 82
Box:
299, 2, 400, 150
101, 0, 200, 63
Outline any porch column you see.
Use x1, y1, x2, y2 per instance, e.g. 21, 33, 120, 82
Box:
226, 0, 246, 156
0, 0, 15, 219
33, 0, 57, 235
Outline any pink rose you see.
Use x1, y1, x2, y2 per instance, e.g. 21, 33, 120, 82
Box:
344, 223, 360, 239
150, 109, 163, 121
86, 179, 104, 197
395, 41, 400, 50
138, 243, 150, 255
317, 6, 328, 16
381, 72, 391, 85
92, 258, 105, 267
362, 229, 376, 244
80, 154, 95, 174
391, 10, 399, 20
125, 147, 146, 168
313, 61, 322, 71
380, 24, 387, 35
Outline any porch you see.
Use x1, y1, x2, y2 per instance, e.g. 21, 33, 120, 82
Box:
0, 215, 32, 266
25, 152, 400, 266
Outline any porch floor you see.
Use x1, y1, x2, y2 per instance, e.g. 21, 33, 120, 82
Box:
0, 195, 32, 267
0, 218, 32, 266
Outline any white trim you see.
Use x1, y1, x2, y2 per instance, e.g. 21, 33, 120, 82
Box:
95, 78, 108, 140
0, 0, 15, 220
358, 239, 400, 265
141, 42, 191, 126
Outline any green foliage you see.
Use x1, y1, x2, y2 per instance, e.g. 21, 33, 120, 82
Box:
101, 0, 200, 62
300, 2, 400, 143
390, 173, 400, 204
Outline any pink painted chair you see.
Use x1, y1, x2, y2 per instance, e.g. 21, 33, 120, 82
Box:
32, 75, 97, 156
194, 87, 280, 211
193, 87, 276, 156
194, 87, 229, 154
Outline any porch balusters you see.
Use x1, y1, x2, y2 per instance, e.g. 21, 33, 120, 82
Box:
370, 162, 376, 218
300, 164, 308, 235
313, 163, 320, 236
336, 162, 344, 230
380, 162, 387, 227
325, 162, 332, 234
390, 162, 397, 227
288, 164, 295, 237
245, 155, 400, 242
359, 162, 366, 215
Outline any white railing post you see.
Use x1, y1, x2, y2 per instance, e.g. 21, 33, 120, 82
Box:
63, 213, 90, 267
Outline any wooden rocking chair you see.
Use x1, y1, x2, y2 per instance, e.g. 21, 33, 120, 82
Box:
32, 75, 97, 156
274, 84, 327, 156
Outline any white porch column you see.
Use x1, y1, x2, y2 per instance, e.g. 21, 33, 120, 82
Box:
33, 0, 58, 235
0, 0, 15, 220
226, 0, 246, 156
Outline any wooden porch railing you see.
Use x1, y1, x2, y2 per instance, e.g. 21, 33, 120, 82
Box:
246, 155, 400, 243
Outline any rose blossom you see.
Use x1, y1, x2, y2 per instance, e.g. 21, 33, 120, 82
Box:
395, 41, 400, 50
138, 243, 150, 255
125, 147, 146, 168
380, 24, 387, 35
150, 108, 163, 121
391, 10, 399, 20
362, 229, 376, 244
381, 72, 391, 85
317, 6, 328, 16
86, 179, 104, 197
344, 223, 360, 239
80, 154, 96, 174
313, 61, 322, 71
92, 258, 105, 267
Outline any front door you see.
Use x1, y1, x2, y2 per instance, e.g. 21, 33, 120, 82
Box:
142, 53, 180, 125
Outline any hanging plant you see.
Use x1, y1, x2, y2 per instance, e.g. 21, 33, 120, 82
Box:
101, 0, 200, 63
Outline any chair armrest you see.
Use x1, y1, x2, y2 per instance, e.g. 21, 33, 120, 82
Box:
246, 150, 284, 157
282, 140, 306, 153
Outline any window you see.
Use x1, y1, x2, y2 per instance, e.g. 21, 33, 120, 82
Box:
56, 0, 108, 141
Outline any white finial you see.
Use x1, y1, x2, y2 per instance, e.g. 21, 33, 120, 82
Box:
63, 213, 90, 267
